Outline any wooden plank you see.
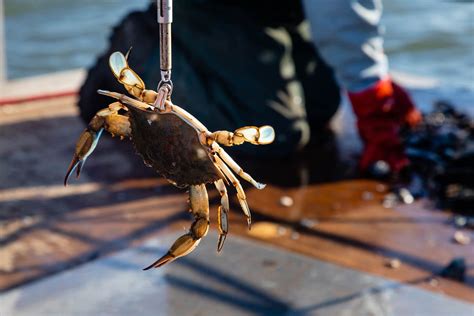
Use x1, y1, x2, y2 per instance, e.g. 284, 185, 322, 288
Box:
228, 182, 474, 303
1, 95, 472, 304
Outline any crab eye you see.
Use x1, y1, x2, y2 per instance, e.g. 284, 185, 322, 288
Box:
109, 52, 128, 78
257, 126, 275, 144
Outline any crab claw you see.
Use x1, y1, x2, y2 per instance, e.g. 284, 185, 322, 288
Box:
235, 125, 275, 145
64, 155, 82, 186
64, 128, 104, 186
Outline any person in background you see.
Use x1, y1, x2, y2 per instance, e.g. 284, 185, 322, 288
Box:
79, 0, 421, 175
303, 0, 421, 173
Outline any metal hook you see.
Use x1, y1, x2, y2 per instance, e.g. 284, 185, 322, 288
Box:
154, 82, 173, 112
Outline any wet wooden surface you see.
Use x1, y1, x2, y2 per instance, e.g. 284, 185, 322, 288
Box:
240, 183, 474, 302
0, 96, 473, 303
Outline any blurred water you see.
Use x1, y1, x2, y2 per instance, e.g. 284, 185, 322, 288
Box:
383, 1, 474, 89
4, 0, 474, 89
4, 0, 149, 79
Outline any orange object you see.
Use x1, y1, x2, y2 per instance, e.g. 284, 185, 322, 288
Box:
348, 77, 422, 172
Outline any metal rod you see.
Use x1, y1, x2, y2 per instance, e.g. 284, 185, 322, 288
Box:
157, 0, 172, 83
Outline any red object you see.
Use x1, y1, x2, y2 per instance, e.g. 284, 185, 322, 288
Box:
0, 90, 77, 106
348, 77, 422, 173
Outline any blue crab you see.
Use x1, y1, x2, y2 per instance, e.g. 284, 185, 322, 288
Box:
64, 51, 275, 269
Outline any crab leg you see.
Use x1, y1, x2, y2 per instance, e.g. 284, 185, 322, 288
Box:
144, 184, 209, 270
64, 102, 130, 186
211, 143, 266, 190
214, 179, 229, 252
108, 51, 169, 105
213, 155, 252, 228
98, 90, 151, 110
208, 126, 275, 146
170, 104, 209, 133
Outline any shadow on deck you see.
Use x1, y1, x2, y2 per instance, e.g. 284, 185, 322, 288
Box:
0, 95, 473, 304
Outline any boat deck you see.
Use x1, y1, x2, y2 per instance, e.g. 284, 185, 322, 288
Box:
0, 72, 473, 313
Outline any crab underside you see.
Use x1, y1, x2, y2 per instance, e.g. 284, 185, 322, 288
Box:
64, 51, 275, 269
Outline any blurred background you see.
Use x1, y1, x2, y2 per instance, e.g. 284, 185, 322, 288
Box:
4, 0, 474, 89
1, 1, 473, 315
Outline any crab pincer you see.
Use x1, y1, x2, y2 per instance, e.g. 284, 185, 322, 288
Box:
64, 103, 130, 186
64, 120, 104, 186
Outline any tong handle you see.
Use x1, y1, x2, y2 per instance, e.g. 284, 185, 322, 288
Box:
157, 0, 172, 82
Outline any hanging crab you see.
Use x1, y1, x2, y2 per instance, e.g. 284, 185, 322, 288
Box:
64, 51, 275, 269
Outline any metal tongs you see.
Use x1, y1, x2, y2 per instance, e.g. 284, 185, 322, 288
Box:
156, 0, 173, 108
